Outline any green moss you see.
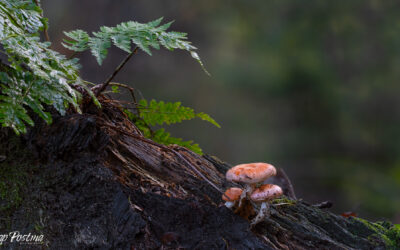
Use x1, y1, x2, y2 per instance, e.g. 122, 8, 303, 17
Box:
386, 224, 400, 248
354, 218, 400, 249
271, 196, 297, 205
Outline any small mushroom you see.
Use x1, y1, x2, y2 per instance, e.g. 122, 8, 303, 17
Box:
226, 163, 276, 208
249, 184, 283, 226
222, 187, 243, 208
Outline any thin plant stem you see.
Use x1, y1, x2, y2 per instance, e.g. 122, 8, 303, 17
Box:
109, 82, 140, 117
94, 47, 139, 97
33, 0, 50, 42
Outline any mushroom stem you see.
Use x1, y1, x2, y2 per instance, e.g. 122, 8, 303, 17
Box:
250, 202, 270, 227
238, 184, 255, 209
224, 201, 235, 209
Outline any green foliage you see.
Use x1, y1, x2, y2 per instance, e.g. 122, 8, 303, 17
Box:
111, 85, 120, 93
62, 17, 209, 74
138, 99, 220, 128
0, 0, 97, 134
386, 224, 400, 248
124, 99, 220, 155
0, 1, 215, 156
152, 128, 202, 154
354, 218, 400, 248
134, 118, 203, 154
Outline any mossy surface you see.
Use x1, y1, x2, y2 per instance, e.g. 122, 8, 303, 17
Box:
354, 218, 400, 249
271, 196, 297, 205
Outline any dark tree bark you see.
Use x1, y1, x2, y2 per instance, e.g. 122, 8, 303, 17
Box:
0, 96, 398, 249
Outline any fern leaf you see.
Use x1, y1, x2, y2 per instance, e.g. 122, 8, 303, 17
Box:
62, 17, 209, 74
138, 99, 220, 128
131, 34, 152, 55
88, 36, 111, 65
157, 21, 173, 31
111, 33, 131, 53
151, 128, 203, 155
0, 1, 98, 134
62, 30, 89, 52
196, 112, 221, 128
190, 51, 210, 76
24, 95, 52, 124
147, 17, 164, 28
124, 108, 205, 155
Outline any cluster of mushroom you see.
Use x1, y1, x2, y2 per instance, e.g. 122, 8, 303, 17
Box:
222, 163, 283, 226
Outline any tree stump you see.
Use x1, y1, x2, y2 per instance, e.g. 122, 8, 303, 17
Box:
0, 96, 399, 249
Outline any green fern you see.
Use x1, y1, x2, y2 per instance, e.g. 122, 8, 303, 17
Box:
0, 0, 98, 134
0, 1, 216, 155
152, 128, 203, 154
62, 17, 209, 75
124, 99, 220, 155
138, 99, 220, 128
131, 118, 203, 154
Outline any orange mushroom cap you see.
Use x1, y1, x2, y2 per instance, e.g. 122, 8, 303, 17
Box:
226, 163, 276, 184
250, 184, 283, 202
222, 187, 243, 202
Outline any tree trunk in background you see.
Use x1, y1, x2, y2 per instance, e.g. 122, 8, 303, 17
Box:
0, 97, 398, 249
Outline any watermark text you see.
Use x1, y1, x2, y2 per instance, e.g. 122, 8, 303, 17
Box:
0, 231, 44, 245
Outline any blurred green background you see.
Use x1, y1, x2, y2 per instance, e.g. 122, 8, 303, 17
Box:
42, 0, 400, 222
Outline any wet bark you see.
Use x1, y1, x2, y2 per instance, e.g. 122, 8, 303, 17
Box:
0, 96, 398, 249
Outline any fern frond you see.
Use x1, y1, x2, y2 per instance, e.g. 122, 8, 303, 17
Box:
0, 0, 44, 34
0, 0, 98, 134
63, 17, 209, 74
138, 99, 220, 128
124, 111, 204, 155
61, 29, 89, 52
196, 112, 221, 128
152, 128, 203, 155
123, 99, 220, 155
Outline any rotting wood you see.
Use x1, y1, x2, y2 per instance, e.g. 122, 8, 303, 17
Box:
1, 94, 398, 249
